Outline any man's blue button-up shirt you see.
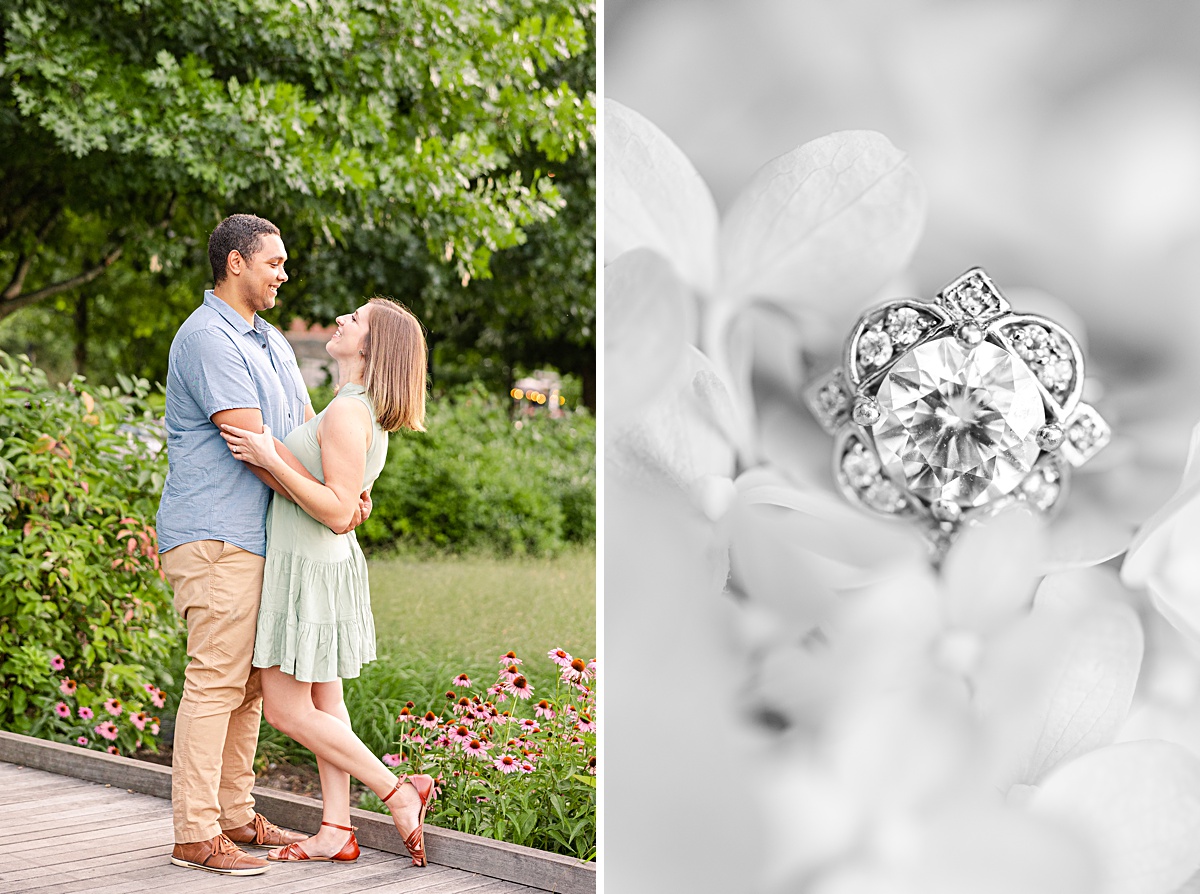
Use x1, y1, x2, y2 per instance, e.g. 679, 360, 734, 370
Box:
157, 291, 310, 557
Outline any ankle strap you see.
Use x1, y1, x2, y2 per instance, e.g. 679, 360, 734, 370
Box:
321, 821, 356, 832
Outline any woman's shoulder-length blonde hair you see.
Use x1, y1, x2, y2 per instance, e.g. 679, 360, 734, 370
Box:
361, 297, 428, 433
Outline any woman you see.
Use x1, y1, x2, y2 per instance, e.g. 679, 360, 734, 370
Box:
219, 297, 434, 865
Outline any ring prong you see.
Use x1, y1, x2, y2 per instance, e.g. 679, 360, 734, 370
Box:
852, 397, 881, 426
956, 322, 984, 347
1036, 423, 1064, 451
931, 500, 962, 524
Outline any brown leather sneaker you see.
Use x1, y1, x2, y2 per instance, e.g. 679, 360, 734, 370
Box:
170, 834, 269, 875
223, 812, 307, 848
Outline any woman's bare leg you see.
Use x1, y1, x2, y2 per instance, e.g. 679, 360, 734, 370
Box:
259, 667, 422, 849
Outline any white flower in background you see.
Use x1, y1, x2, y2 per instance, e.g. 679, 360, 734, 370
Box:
605, 96, 1200, 894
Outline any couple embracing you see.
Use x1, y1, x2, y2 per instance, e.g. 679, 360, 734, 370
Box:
156, 213, 433, 875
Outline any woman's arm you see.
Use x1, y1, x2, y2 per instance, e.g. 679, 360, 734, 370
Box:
221, 398, 371, 532
212, 407, 321, 502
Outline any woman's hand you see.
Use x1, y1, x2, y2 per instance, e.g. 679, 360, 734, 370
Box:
220, 423, 281, 470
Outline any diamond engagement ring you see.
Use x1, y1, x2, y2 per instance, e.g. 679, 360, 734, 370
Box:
804, 267, 1110, 550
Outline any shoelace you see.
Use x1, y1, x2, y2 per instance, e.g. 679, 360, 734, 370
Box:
214, 834, 242, 856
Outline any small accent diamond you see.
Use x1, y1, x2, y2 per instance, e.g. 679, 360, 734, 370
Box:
885, 307, 924, 347
1021, 471, 1061, 512
1060, 402, 1111, 467
857, 328, 893, 368
863, 479, 905, 514
1037, 359, 1074, 391
841, 441, 881, 488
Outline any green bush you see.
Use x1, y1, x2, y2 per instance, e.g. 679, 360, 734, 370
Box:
0, 351, 182, 751
359, 383, 595, 556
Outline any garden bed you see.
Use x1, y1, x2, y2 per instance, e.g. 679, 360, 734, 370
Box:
0, 729, 595, 894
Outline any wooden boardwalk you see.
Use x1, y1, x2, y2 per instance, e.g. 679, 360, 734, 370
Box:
0, 762, 537, 894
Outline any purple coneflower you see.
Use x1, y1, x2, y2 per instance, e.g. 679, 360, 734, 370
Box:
94, 721, 118, 741
50, 655, 65, 672
103, 698, 122, 716
60, 679, 77, 696
494, 754, 519, 774
78, 706, 94, 720
54, 702, 71, 719
548, 648, 572, 668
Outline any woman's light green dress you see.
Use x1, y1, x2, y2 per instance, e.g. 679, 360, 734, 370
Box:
252, 384, 387, 683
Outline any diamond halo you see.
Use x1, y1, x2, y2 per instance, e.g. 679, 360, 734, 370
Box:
805, 267, 1110, 550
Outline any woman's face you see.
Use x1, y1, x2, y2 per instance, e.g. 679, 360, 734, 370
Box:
327, 303, 372, 360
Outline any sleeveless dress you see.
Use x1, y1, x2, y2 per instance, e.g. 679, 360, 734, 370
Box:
252, 384, 388, 683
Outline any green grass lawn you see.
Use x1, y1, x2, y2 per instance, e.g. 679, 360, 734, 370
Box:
368, 546, 597, 666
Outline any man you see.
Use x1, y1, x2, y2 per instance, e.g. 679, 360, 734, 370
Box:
157, 213, 314, 875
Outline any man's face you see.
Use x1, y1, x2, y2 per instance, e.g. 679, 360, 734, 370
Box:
236, 233, 288, 312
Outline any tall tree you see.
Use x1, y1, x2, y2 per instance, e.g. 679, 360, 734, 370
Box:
0, 0, 594, 391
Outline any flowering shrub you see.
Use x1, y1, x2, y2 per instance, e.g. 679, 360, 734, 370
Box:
0, 351, 183, 737
356, 383, 596, 556
31, 658, 169, 755
363, 648, 596, 860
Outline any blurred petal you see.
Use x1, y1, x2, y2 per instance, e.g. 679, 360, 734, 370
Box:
719, 131, 926, 309
604, 99, 719, 293
1031, 740, 1200, 894
941, 506, 1045, 632
1122, 421, 1200, 640
734, 467, 925, 582
605, 477, 763, 892
604, 248, 694, 429
1012, 569, 1143, 783
1042, 490, 1133, 572
608, 346, 738, 495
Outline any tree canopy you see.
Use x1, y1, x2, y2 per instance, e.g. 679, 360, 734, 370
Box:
0, 0, 595, 402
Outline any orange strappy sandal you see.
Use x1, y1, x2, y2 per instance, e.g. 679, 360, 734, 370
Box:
382, 774, 436, 866
266, 821, 360, 863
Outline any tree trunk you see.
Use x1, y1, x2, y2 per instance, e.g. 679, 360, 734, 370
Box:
74, 293, 88, 375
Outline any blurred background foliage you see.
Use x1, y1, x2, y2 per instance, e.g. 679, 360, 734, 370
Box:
0, 0, 596, 407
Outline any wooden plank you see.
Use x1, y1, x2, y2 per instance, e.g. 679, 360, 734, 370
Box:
0, 732, 595, 894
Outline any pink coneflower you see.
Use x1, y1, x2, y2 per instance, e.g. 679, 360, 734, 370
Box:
586, 756, 596, 775
569, 735, 584, 746
577, 713, 596, 733
494, 754, 519, 774
150, 688, 166, 709
396, 706, 416, 723
107, 745, 119, 755
103, 698, 122, 716
521, 761, 535, 773
130, 712, 148, 731
450, 724, 472, 744
587, 659, 597, 676
534, 699, 555, 720
453, 696, 473, 715
445, 690, 457, 701
60, 678, 77, 696
149, 722, 160, 736
433, 734, 450, 748
506, 675, 534, 700
54, 702, 71, 719
463, 739, 489, 758
453, 674, 471, 688
498, 651, 522, 666
50, 655, 65, 672
417, 711, 441, 730
548, 648, 572, 668
78, 706, 94, 720
382, 753, 403, 767
76, 736, 88, 746
94, 721, 118, 741
520, 719, 540, 734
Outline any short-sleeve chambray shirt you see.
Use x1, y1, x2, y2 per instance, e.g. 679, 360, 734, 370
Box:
157, 291, 310, 557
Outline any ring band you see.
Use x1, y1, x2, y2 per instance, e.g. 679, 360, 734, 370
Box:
804, 267, 1110, 551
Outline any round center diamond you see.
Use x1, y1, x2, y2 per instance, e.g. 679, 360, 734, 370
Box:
872, 336, 1045, 508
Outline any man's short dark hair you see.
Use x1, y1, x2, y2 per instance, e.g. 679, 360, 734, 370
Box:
208, 214, 281, 284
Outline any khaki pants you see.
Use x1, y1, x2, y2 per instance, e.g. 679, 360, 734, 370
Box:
162, 540, 265, 843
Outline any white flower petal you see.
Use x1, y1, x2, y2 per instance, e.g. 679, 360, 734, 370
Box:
1122, 421, 1200, 640
604, 248, 694, 429
1042, 492, 1134, 572
718, 130, 926, 308
607, 346, 737, 495
1031, 740, 1200, 894
1013, 569, 1144, 783
604, 99, 719, 294
941, 506, 1045, 632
